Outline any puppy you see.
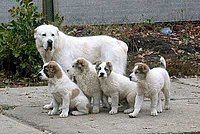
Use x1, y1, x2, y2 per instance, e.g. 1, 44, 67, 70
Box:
95, 61, 137, 115
129, 56, 170, 118
68, 58, 105, 114
38, 61, 89, 117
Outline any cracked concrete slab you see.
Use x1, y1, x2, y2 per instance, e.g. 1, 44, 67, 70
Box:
0, 78, 199, 134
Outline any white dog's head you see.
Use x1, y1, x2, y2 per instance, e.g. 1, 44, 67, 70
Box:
38, 61, 63, 80
95, 61, 113, 78
129, 63, 150, 82
34, 24, 59, 52
68, 58, 90, 76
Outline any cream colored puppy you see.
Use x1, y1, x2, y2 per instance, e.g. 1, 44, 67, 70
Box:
38, 61, 89, 117
95, 61, 137, 115
129, 56, 170, 118
68, 57, 105, 114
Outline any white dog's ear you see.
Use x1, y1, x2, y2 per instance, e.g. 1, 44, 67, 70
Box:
94, 60, 102, 68
34, 27, 39, 39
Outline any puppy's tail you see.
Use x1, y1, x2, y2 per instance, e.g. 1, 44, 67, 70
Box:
159, 55, 167, 69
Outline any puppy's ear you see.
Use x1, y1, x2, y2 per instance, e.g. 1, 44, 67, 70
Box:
48, 61, 62, 79
138, 64, 150, 74
76, 59, 88, 72
106, 62, 113, 71
94, 60, 102, 69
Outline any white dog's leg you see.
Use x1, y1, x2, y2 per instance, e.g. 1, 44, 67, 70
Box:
109, 93, 119, 115
157, 92, 163, 113
150, 93, 158, 116
43, 100, 53, 109
48, 98, 59, 115
59, 95, 70, 118
129, 95, 144, 118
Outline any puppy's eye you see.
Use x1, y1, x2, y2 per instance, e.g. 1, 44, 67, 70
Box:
42, 33, 46, 36
52, 33, 55, 36
135, 71, 139, 74
72, 65, 74, 68
105, 68, 108, 71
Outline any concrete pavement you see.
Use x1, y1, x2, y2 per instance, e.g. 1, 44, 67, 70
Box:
0, 78, 199, 134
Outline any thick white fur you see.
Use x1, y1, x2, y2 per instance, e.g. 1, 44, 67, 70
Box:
38, 61, 89, 117
96, 62, 137, 115
34, 24, 128, 75
129, 56, 170, 118
68, 57, 106, 114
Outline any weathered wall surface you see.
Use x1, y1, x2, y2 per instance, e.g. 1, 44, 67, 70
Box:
1, 0, 199, 25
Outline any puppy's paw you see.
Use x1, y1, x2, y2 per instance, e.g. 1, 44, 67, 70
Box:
151, 109, 158, 116
124, 108, 134, 114
48, 110, 58, 115
157, 107, 163, 113
43, 104, 53, 110
59, 112, 68, 118
129, 112, 137, 118
109, 108, 118, 115
92, 107, 100, 114
164, 105, 170, 110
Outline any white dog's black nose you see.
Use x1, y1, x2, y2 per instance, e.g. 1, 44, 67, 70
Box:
47, 39, 53, 51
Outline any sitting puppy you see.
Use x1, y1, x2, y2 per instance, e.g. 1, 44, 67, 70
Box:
68, 57, 106, 114
95, 61, 137, 115
38, 61, 89, 117
129, 56, 170, 118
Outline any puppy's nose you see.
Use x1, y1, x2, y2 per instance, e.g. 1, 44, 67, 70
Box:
129, 76, 132, 81
37, 72, 42, 80
99, 72, 104, 77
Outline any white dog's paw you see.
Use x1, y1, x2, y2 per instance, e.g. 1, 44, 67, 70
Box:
129, 112, 137, 118
124, 108, 134, 114
109, 108, 118, 115
43, 104, 53, 109
59, 112, 68, 118
48, 110, 58, 115
164, 105, 170, 110
151, 109, 158, 116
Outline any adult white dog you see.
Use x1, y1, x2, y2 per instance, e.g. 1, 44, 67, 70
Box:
34, 24, 128, 75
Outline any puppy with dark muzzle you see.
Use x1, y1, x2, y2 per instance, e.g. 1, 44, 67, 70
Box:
95, 61, 137, 115
38, 61, 90, 117
129, 56, 170, 118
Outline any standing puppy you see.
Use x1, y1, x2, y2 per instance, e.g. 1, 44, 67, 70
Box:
129, 56, 170, 118
68, 58, 104, 114
96, 61, 137, 115
38, 61, 89, 117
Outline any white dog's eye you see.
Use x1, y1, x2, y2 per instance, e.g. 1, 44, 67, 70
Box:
52, 34, 55, 36
105, 68, 108, 71
72, 65, 74, 68
42, 33, 46, 36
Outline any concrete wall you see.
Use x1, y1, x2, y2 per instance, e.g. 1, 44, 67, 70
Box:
1, 0, 200, 25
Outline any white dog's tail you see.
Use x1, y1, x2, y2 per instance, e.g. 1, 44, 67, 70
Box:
159, 55, 167, 69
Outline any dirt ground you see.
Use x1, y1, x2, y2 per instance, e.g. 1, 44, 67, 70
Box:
0, 21, 199, 87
